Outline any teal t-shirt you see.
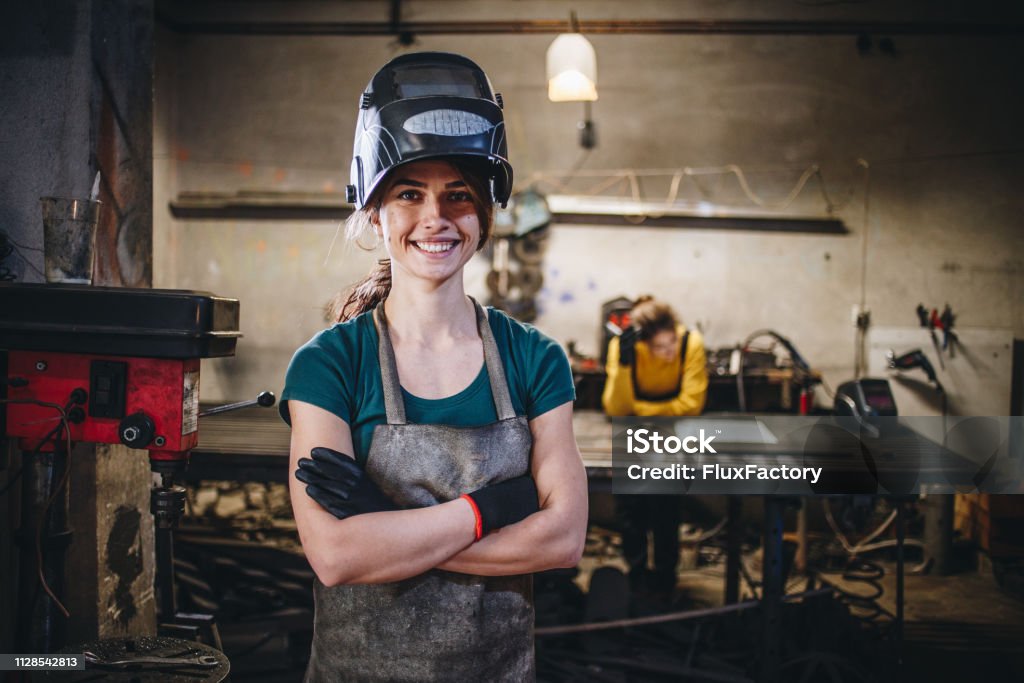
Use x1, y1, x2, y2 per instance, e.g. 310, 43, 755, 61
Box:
279, 306, 575, 466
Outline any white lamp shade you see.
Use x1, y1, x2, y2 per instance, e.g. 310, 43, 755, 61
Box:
546, 33, 598, 102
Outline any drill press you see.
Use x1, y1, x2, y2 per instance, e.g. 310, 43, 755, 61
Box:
1, 282, 272, 653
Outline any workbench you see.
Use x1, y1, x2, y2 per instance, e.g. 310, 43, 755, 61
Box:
188, 407, 996, 682
191, 407, 989, 493
187, 407, 618, 482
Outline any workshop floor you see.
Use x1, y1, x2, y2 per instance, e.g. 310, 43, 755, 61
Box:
827, 558, 1024, 683
219, 536, 1024, 682
573, 547, 1024, 683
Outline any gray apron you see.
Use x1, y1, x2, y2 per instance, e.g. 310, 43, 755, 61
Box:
305, 298, 536, 682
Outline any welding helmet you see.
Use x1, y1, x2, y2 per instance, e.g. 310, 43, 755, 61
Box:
346, 51, 513, 210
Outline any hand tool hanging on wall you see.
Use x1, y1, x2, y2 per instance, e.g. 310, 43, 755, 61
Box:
916, 303, 945, 370
886, 348, 944, 395
939, 304, 958, 358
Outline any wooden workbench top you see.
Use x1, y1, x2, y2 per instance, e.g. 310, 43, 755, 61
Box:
196, 405, 616, 469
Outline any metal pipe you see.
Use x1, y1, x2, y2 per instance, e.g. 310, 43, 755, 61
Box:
198, 391, 275, 418
156, 17, 1024, 37
725, 497, 742, 604
760, 497, 785, 683
534, 588, 834, 636
895, 502, 906, 668
796, 498, 808, 574
154, 523, 177, 620
923, 493, 954, 575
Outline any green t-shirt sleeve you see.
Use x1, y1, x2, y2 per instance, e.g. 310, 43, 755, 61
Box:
523, 324, 576, 420
279, 330, 352, 427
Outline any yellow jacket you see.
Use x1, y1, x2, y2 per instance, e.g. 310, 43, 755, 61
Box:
602, 324, 708, 417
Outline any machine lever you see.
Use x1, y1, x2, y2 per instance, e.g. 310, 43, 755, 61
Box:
198, 391, 276, 418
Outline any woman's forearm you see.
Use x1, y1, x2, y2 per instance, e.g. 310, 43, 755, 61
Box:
301, 497, 477, 586
441, 403, 590, 576
436, 501, 586, 576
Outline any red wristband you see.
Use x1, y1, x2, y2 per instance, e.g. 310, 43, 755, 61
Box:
460, 493, 483, 541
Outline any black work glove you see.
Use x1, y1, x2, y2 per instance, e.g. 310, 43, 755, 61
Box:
296, 447, 397, 519
618, 325, 639, 367
464, 475, 539, 537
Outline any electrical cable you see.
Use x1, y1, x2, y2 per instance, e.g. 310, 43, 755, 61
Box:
0, 468, 24, 496
817, 557, 891, 624
3, 235, 43, 252
823, 498, 929, 574
736, 329, 814, 413
818, 376, 837, 401
0, 230, 46, 280
1, 397, 77, 618
0, 420, 64, 498
0, 230, 17, 281
815, 498, 930, 635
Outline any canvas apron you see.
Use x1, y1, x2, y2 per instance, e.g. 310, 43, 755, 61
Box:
304, 299, 535, 682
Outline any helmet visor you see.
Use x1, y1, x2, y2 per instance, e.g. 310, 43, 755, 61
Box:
393, 64, 484, 99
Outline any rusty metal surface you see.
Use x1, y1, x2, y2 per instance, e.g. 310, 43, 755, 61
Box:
91, 0, 153, 288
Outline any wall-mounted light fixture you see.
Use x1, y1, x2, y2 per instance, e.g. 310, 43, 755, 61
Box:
546, 12, 597, 149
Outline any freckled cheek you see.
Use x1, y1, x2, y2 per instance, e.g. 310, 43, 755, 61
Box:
380, 215, 411, 247
455, 216, 481, 248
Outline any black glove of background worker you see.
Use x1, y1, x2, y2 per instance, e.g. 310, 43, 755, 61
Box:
618, 325, 639, 366
464, 475, 540, 536
296, 447, 397, 519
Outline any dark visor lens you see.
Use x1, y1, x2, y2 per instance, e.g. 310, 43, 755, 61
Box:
393, 65, 482, 98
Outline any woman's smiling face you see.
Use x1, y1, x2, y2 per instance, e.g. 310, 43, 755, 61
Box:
374, 160, 482, 286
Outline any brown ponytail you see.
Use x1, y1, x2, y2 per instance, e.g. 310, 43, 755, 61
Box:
326, 158, 496, 323
325, 258, 392, 322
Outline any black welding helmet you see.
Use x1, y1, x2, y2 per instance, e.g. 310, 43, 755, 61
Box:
346, 51, 513, 209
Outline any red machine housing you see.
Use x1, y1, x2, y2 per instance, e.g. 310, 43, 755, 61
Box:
6, 351, 200, 461
1, 283, 241, 461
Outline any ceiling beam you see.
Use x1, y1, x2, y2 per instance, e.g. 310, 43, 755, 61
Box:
155, 17, 1024, 37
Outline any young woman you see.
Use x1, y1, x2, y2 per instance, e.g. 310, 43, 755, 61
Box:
602, 296, 708, 598
280, 52, 588, 681
602, 295, 708, 418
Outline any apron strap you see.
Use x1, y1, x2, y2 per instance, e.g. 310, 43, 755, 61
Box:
372, 297, 517, 425
473, 298, 517, 421
373, 302, 407, 425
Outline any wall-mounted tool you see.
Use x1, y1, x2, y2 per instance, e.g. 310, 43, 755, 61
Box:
916, 302, 959, 367
916, 303, 944, 370
939, 304, 958, 358
886, 348, 944, 395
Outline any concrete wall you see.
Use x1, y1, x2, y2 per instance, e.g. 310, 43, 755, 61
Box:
0, 2, 94, 281
154, 1, 1024, 414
